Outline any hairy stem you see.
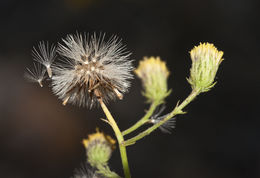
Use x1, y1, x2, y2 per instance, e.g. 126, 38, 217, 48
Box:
122, 89, 200, 146
122, 101, 159, 136
99, 99, 131, 178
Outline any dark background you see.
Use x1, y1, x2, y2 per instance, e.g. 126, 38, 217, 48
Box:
0, 0, 259, 178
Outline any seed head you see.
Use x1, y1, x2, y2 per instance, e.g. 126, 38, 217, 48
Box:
52, 33, 133, 107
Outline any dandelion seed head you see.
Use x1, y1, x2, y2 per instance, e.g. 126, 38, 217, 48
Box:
52, 33, 133, 107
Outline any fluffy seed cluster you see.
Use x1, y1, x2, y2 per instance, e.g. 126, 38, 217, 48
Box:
25, 33, 133, 108
52, 33, 133, 107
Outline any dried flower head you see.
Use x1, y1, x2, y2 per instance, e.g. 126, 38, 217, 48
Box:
188, 43, 224, 92
24, 62, 46, 87
32, 41, 56, 78
83, 129, 116, 167
52, 33, 133, 107
135, 57, 171, 104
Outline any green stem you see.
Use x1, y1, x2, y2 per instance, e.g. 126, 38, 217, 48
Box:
122, 101, 159, 136
99, 99, 131, 178
122, 89, 200, 146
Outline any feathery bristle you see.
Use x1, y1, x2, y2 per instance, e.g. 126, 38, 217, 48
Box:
32, 41, 56, 78
24, 62, 46, 87
149, 105, 176, 134
52, 33, 133, 108
72, 163, 100, 178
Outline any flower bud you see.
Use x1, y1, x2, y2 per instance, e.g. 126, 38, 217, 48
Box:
135, 57, 171, 104
83, 130, 116, 167
188, 43, 224, 92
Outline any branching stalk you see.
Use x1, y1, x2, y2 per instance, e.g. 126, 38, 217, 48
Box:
122, 89, 200, 146
122, 101, 160, 136
99, 99, 131, 178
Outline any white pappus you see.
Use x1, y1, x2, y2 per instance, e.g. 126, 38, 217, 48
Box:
72, 163, 101, 178
149, 105, 176, 134
32, 41, 56, 78
51, 33, 133, 108
24, 62, 46, 87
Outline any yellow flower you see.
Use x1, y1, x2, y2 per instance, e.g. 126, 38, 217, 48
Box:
188, 43, 224, 92
135, 57, 171, 104
83, 129, 116, 166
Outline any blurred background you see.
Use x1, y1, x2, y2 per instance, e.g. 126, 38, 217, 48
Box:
0, 0, 259, 177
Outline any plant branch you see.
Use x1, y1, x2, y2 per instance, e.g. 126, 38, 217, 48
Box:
98, 99, 131, 178
122, 89, 200, 146
122, 101, 159, 136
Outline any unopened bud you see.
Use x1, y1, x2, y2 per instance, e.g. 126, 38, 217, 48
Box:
188, 43, 224, 92
135, 57, 171, 104
82, 130, 116, 167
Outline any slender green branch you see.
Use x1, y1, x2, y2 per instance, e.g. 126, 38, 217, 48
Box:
99, 99, 131, 178
122, 101, 160, 136
122, 89, 200, 146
